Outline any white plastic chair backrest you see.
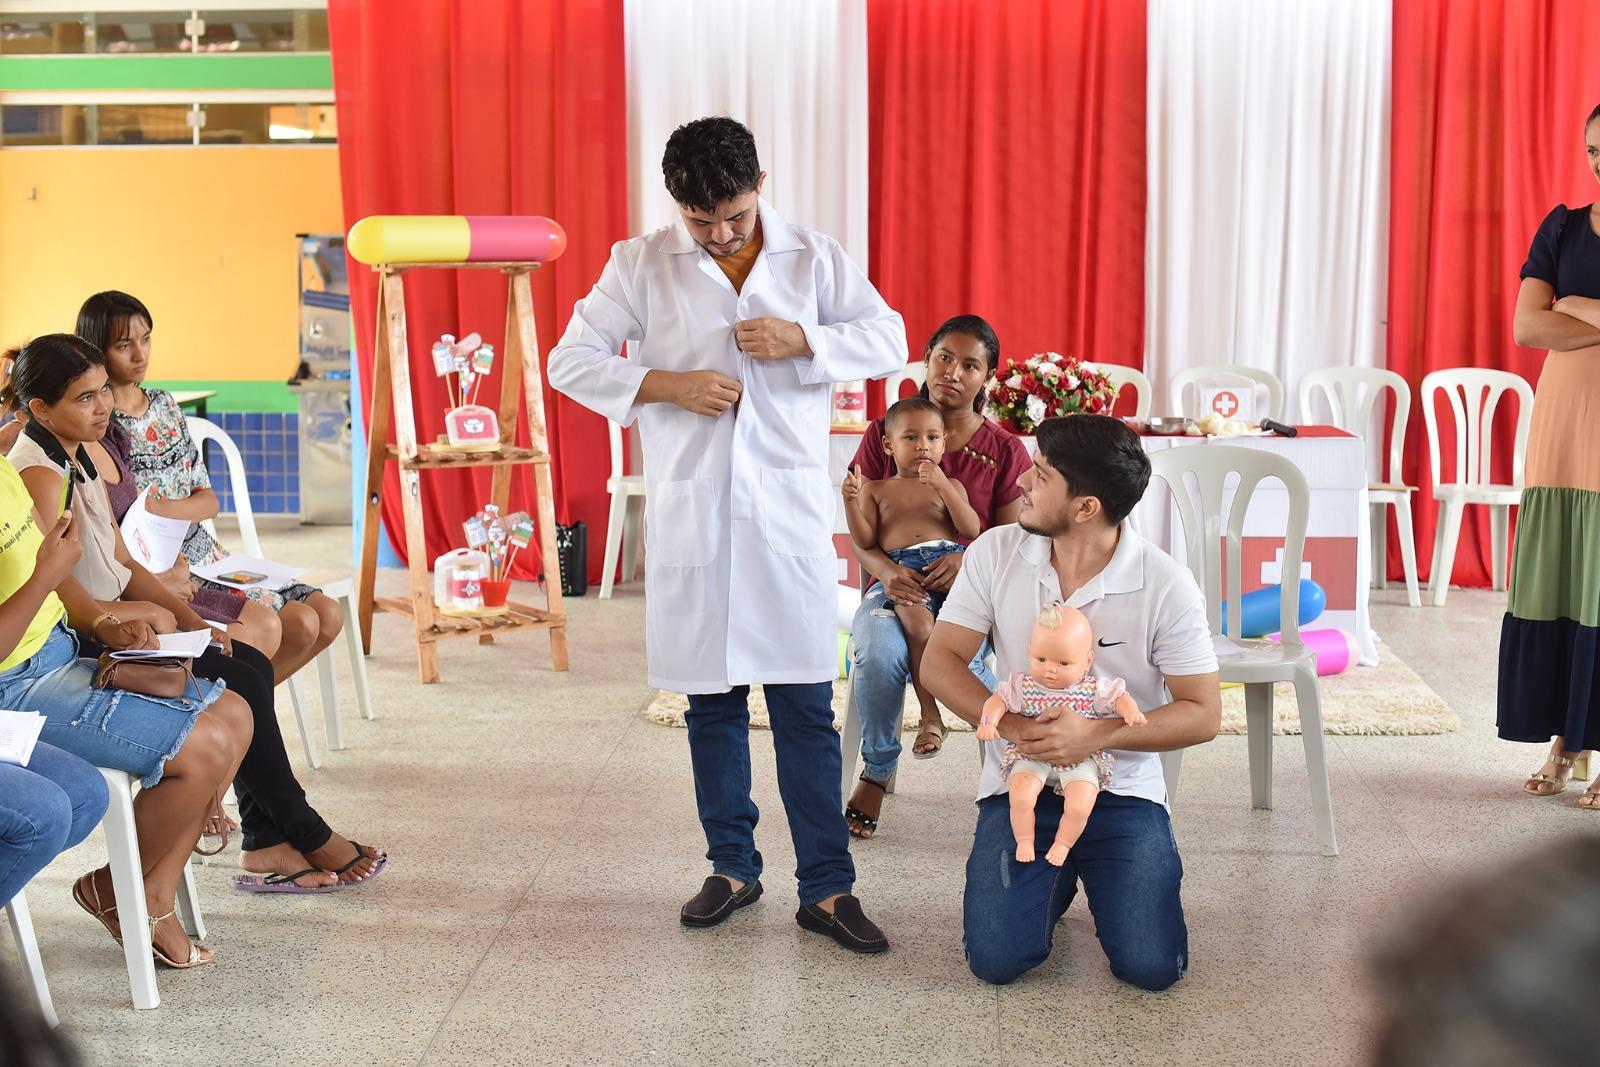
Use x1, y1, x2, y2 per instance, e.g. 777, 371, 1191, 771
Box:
1298, 366, 1411, 484
608, 419, 624, 483
882, 360, 927, 405
1167, 365, 1285, 422
1098, 363, 1152, 419
185, 416, 262, 557
1146, 443, 1311, 645
1419, 369, 1535, 490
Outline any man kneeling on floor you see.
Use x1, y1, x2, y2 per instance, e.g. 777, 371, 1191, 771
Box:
922, 414, 1221, 990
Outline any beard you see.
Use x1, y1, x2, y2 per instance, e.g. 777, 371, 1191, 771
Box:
1018, 509, 1067, 537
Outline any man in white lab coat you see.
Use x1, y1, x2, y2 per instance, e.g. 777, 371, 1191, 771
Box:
548, 117, 906, 953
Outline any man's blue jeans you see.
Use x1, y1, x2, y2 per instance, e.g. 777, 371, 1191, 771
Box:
0, 741, 109, 904
963, 790, 1188, 991
849, 588, 995, 784
685, 683, 854, 906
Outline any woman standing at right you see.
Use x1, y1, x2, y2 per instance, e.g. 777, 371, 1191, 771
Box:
1503, 103, 1600, 806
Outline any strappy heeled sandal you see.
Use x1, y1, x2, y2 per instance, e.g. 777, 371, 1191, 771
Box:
1525, 749, 1590, 797
193, 790, 231, 857
148, 910, 213, 969
846, 775, 889, 839
72, 870, 122, 946
1580, 779, 1600, 810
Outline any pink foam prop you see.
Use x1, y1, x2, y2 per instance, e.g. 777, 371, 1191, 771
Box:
1268, 627, 1355, 677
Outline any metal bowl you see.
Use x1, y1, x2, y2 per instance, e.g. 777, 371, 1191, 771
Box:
1146, 416, 1192, 436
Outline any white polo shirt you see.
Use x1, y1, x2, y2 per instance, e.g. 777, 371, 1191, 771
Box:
938, 522, 1218, 807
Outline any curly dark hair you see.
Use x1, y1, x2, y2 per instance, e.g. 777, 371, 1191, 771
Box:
1589, 102, 1600, 129
662, 117, 761, 214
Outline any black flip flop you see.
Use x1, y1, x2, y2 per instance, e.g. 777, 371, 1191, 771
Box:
330, 842, 387, 886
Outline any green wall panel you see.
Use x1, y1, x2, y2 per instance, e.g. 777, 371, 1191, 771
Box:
0, 54, 332, 92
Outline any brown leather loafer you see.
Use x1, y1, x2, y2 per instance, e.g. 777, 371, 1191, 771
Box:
795, 895, 888, 953
680, 876, 763, 927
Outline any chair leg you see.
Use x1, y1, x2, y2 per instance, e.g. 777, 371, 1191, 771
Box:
1431, 498, 1465, 607
1370, 503, 1387, 589
1292, 662, 1340, 856
175, 861, 205, 942
317, 648, 343, 752
6, 891, 57, 1027
285, 674, 321, 769
98, 769, 159, 1010
1160, 748, 1185, 807
622, 495, 644, 584
1490, 503, 1510, 592
1393, 496, 1421, 608
599, 490, 627, 599
839, 671, 862, 808
339, 591, 374, 721
1244, 682, 1275, 810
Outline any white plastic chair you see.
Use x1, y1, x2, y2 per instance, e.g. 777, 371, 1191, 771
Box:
187, 417, 373, 765
1168, 365, 1285, 422
599, 419, 645, 599
1148, 443, 1339, 856
881, 360, 928, 406
98, 768, 205, 1010
1299, 367, 1420, 607
1418, 370, 1534, 606
1098, 363, 1153, 419
6, 889, 56, 1026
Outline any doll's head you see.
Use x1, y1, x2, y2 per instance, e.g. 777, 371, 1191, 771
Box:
1028, 602, 1094, 689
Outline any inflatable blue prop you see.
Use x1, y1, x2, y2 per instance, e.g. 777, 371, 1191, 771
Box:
1220, 578, 1326, 638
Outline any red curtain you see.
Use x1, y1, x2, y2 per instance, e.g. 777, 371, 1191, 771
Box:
1387, 0, 1600, 588
328, 0, 627, 582
866, 0, 1146, 411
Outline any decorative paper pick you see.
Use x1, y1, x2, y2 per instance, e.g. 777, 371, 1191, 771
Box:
463, 516, 488, 548
508, 512, 534, 548
473, 343, 495, 375
431, 340, 454, 376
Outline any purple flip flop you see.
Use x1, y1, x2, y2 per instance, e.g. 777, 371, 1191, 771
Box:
232, 868, 344, 894
331, 843, 387, 887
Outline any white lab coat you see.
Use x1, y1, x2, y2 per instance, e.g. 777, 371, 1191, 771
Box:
549, 199, 906, 693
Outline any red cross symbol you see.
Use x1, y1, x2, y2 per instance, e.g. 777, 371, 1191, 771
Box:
1212, 390, 1239, 417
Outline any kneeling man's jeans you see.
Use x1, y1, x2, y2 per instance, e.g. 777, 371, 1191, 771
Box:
963, 790, 1188, 991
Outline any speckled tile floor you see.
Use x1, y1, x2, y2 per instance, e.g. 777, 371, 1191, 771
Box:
5, 521, 1585, 1066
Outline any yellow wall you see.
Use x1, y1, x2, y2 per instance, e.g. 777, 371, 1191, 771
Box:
0, 146, 343, 380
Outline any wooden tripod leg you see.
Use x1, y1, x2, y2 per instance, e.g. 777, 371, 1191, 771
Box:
379, 269, 441, 684
507, 269, 568, 671
357, 272, 395, 655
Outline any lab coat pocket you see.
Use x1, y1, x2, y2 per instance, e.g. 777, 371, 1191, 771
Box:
760, 468, 833, 559
647, 478, 721, 567
749, 358, 820, 414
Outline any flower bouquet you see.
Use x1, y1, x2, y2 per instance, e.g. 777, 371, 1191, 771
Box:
983, 352, 1120, 434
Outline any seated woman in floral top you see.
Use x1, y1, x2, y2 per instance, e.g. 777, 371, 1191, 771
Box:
76, 291, 344, 684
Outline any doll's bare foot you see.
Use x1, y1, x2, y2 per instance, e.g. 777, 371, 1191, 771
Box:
1015, 841, 1036, 863
305, 833, 386, 885
239, 843, 338, 889
1045, 843, 1069, 866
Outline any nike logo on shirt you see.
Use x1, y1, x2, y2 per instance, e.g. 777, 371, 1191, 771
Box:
1097, 639, 1125, 648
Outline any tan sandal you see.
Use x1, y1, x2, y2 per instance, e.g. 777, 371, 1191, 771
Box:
193, 790, 231, 857
1581, 780, 1600, 810
912, 720, 948, 760
149, 910, 213, 969
1525, 748, 1591, 797
71, 869, 121, 946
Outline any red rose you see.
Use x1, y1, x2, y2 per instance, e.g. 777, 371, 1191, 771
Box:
1089, 396, 1103, 413
1020, 374, 1039, 393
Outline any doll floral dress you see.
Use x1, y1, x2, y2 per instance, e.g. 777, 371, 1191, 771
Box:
994, 673, 1125, 791
113, 388, 319, 610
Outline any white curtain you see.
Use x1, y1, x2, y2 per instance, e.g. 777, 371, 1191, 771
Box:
1145, 0, 1391, 419
622, 0, 870, 264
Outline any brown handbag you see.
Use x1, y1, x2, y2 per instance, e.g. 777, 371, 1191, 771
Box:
93, 652, 198, 700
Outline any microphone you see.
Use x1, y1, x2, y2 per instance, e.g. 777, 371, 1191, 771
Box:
1260, 418, 1298, 437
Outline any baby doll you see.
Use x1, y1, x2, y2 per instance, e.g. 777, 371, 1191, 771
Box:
976, 603, 1146, 865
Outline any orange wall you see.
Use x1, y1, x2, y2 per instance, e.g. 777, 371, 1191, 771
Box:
0, 146, 343, 380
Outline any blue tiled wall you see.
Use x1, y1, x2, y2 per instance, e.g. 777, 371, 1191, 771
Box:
202, 412, 301, 516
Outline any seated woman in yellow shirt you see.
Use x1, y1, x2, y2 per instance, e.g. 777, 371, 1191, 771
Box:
0, 374, 252, 967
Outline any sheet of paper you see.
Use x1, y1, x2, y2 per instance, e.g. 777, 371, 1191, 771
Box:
109, 629, 213, 661
118, 488, 190, 573
0, 709, 46, 767
193, 554, 303, 592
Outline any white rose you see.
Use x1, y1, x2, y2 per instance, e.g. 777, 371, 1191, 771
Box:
1078, 360, 1097, 372
1036, 362, 1061, 376
1066, 375, 1080, 391
1025, 394, 1048, 425
1008, 373, 1024, 388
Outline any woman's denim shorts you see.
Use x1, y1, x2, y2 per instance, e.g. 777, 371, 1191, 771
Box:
0, 623, 226, 788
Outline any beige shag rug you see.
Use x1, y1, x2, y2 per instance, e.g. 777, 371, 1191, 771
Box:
641, 644, 1457, 737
